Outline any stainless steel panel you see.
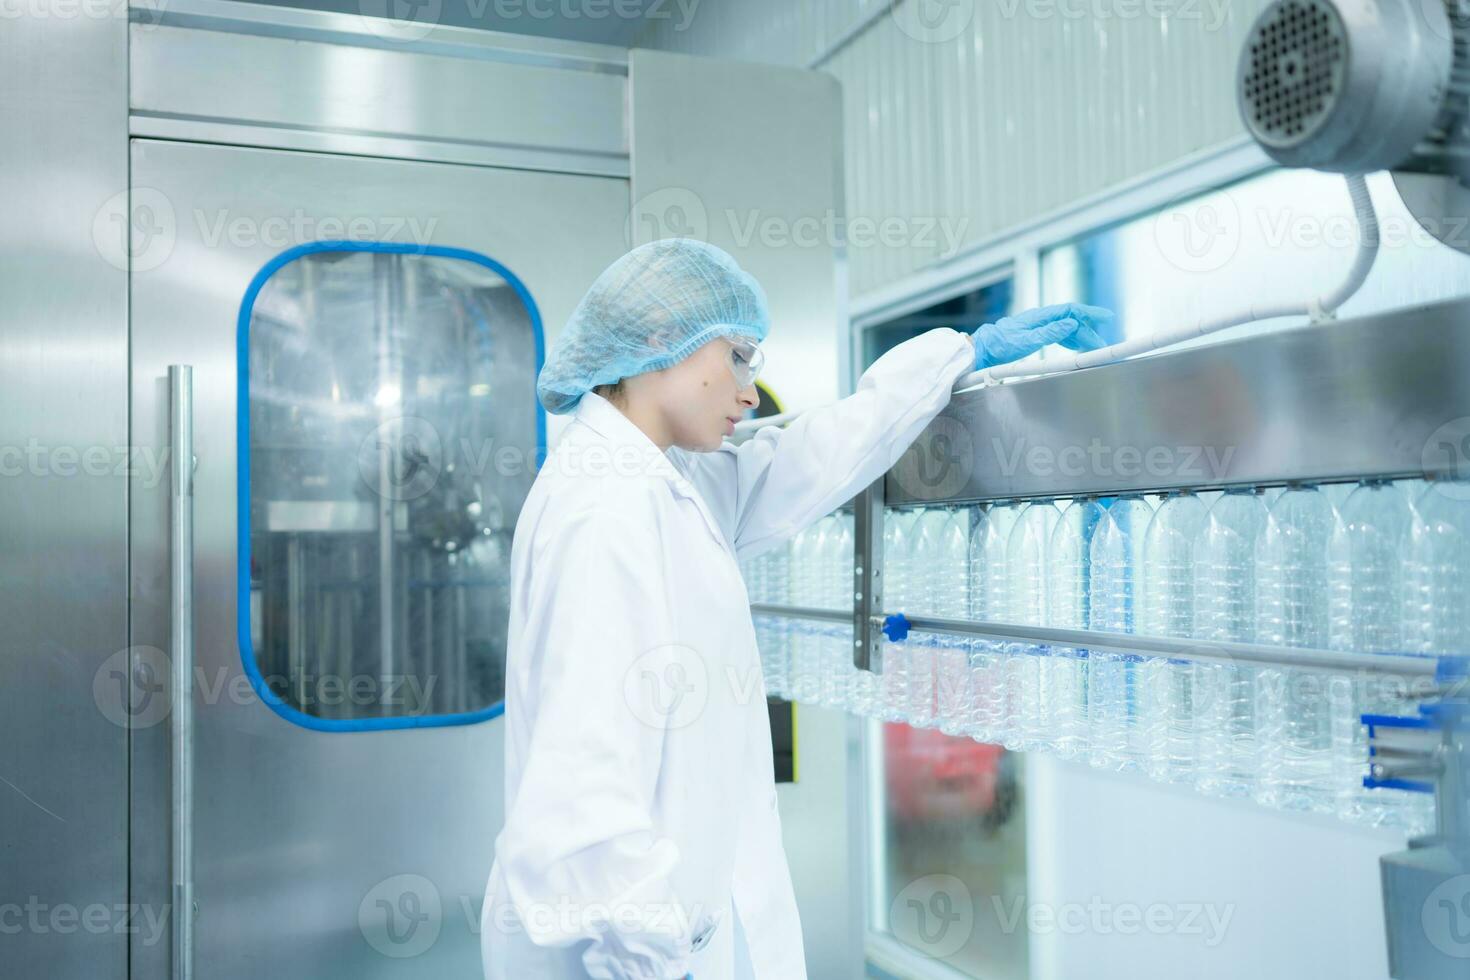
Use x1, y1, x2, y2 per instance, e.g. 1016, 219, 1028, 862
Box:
0, 9, 129, 980
131, 0, 628, 177
130, 138, 630, 978
629, 48, 848, 408
888, 298, 1470, 506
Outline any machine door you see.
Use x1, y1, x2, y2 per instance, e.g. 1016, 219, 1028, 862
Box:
128, 138, 629, 978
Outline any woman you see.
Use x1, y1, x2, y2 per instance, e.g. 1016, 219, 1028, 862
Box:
481, 239, 1109, 980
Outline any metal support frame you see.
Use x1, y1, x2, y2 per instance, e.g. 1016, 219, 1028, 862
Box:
853, 477, 884, 673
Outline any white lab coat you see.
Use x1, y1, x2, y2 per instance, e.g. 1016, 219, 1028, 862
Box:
481, 328, 975, 980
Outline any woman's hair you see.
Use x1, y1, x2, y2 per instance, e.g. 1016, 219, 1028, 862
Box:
592, 380, 625, 403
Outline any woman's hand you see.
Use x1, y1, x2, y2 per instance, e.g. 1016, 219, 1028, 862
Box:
971, 303, 1113, 370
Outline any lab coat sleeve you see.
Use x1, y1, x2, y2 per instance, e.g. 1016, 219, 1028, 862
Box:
680, 328, 975, 559
493, 485, 694, 980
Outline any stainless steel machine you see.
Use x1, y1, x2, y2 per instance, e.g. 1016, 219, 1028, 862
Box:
2, 3, 844, 977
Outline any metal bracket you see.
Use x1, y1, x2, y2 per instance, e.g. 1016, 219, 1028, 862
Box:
853, 477, 884, 673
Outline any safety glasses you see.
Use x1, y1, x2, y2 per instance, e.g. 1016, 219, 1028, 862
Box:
726, 338, 765, 388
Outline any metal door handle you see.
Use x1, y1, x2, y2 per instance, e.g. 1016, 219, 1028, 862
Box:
169, 365, 195, 980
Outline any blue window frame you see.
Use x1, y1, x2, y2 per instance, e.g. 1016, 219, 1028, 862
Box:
237, 241, 545, 731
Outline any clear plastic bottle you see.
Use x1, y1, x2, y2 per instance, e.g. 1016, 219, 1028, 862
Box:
1138, 491, 1207, 784
1087, 495, 1155, 773
906, 508, 954, 729
1194, 488, 1268, 799
769, 535, 790, 605
1254, 485, 1337, 813
789, 517, 831, 705
1406, 479, 1470, 656
879, 509, 920, 723
1047, 498, 1104, 759
965, 501, 1020, 745
1327, 480, 1427, 828
755, 540, 791, 698
1005, 500, 1060, 752
766, 537, 792, 699
932, 509, 974, 735
820, 511, 855, 710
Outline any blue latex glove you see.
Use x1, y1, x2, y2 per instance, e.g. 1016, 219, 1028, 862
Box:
971, 303, 1113, 370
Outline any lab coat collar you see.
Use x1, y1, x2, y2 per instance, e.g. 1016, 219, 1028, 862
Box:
571, 391, 681, 483
571, 391, 734, 554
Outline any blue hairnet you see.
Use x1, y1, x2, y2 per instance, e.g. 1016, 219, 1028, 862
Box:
537, 239, 771, 415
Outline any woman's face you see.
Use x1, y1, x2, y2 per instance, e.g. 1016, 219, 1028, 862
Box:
629, 337, 760, 452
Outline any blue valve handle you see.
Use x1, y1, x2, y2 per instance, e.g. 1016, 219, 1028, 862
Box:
882, 613, 911, 643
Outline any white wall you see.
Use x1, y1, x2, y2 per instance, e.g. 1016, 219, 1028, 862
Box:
640, 0, 1274, 297
1027, 756, 1405, 980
